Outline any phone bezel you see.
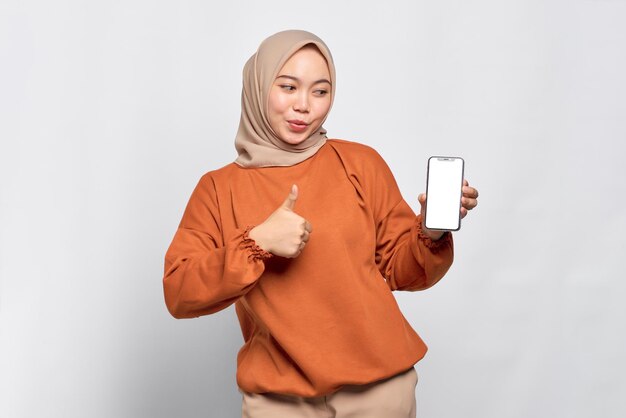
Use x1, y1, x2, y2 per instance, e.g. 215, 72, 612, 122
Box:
424, 156, 465, 231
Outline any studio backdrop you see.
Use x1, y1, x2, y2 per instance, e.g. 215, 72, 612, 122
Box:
1, 1, 625, 417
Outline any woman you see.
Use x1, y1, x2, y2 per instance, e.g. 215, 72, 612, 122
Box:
163, 30, 479, 418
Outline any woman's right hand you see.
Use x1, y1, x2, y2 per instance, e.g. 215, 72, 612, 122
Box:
249, 184, 312, 258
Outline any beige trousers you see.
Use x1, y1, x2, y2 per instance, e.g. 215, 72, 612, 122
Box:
241, 368, 418, 418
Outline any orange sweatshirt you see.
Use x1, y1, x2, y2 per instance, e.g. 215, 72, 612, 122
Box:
163, 139, 453, 397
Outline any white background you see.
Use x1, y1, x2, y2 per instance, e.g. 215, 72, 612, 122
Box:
1, 1, 625, 417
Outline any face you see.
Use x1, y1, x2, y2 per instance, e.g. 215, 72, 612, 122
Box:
267, 46, 332, 145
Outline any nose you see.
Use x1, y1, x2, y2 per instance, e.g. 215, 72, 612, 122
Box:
292, 91, 310, 113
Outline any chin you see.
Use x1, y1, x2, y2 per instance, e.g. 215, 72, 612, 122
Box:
278, 132, 310, 146
281, 138, 307, 145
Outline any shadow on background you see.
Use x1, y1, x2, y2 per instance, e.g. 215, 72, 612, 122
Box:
130, 306, 243, 418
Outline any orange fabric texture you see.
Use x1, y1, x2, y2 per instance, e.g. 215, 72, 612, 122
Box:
163, 139, 454, 397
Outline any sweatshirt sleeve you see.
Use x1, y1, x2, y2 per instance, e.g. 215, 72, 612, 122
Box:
363, 147, 454, 291
163, 174, 271, 319
376, 204, 454, 291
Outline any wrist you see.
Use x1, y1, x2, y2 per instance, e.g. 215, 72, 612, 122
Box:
423, 228, 444, 241
244, 226, 273, 260
248, 226, 271, 252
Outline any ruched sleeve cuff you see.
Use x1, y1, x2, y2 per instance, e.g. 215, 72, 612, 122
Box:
413, 215, 453, 254
242, 226, 274, 261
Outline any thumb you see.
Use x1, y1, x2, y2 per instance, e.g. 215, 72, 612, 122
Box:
418, 193, 426, 216
417, 193, 426, 219
281, 184, 298, 210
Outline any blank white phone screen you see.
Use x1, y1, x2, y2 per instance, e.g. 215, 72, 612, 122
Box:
425, 157, 464, 231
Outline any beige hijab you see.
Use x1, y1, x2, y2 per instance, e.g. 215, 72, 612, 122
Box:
234, 30, 336, 167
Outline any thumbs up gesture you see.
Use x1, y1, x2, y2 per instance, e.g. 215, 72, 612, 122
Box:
249, 185, 312, 258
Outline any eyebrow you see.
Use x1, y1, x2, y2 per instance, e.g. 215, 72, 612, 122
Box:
275, 75, 332, 85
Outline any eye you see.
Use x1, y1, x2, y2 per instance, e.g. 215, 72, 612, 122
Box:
313, 89, 329, 96
279, 84, 296, 92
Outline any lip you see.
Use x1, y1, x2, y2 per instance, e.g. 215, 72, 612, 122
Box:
287, 119, 310, 133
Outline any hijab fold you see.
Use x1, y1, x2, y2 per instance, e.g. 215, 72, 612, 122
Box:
234, 30, 336, 167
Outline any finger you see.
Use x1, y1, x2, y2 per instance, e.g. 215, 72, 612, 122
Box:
460, 207, 468, 219
304, 220, 312, 233
461, 197, 478, 210
301, 230, 310, 242
462, 186, 479, 199
281, 184, 298, 210
463, 179, 469, 187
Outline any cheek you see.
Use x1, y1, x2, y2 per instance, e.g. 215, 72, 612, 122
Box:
313, 98, 332, 120
268, 93, 290, 119
267, 93, 290, 135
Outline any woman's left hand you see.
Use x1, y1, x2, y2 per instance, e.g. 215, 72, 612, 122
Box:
460, 179, 479, 219
418, 179, 479, 240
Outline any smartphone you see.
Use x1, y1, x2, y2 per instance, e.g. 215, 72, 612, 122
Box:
424, 156, 465, 231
